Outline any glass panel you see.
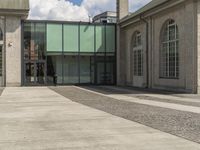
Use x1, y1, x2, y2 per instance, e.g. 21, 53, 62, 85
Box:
47, 55, 63, 84
0, 29, 3, 41
133, 50, 143, 76
134, 51, 138, 76
64, 24, 79, 52
36, 62, 45, 84
35, 23, 46, 60
138, 50, 143, 76
169, 25, 175, 40
106, 25, 115, 52
96, 55, 105, 84
80, 55, 92, 84
25, 62, 35, 83
160, 20, 179, 78
24, 23, 34, 60
106, 62, 115, 84
24, 23, 46, 60
90, 57, 95, 84
163, 26, 168, 42
96, 25, 105, 53
47, 24, 62, 52
80, 25, 94, 52
0, 46, 2, 76
63, 55, 79, 84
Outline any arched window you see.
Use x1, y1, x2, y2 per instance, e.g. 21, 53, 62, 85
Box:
0, 28, 3, 41
160, 19, 179, 78
133, 31, 143, 76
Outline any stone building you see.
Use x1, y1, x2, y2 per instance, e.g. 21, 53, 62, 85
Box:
93, 11, 117, 23
0, 0, 116, 87
0, 0, 29, 86
0, 0, 200, 94
117, 0, 200, 93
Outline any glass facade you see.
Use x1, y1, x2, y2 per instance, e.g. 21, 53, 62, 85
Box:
23, 21, 116, 85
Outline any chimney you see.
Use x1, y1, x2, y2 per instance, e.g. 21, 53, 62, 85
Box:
117, 0, 129, 21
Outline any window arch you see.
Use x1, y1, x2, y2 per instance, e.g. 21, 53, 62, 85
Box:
160, 19, 179, 78
0, 28, 3, 41
132, 31, 143, 76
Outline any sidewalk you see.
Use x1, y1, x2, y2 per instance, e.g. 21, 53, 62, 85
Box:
0, 87, 198, 149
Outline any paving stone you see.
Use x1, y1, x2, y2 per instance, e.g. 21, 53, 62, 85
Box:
50, 86, 200, 144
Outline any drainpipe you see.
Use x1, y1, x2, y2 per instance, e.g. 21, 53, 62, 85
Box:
140, 15, 149, 88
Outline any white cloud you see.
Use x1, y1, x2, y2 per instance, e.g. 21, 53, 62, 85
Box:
129, 0, 152, 12
28, 0, 152, 21
29, 0, 89, 21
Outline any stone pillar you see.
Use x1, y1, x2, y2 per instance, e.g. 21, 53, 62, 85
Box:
116, 0, 129, 86
198, 0, 200, 93
116, 0, 129, 21
5, 16, 22, 86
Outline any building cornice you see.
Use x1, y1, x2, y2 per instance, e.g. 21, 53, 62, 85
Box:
0, 9, 29, 18
119, 0, 185, 28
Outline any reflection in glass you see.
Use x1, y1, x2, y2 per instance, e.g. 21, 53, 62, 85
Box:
80, 25, 95, 52
96, 55, 105, 84
47, 55, 63, 84
25, 62, 35, 83
63, 55, 79, 84
23, 22, 116, 85
24, 23, 46, 60
36, 63, 45, 84
80, 55, 94, 84
35, 23, 46, 60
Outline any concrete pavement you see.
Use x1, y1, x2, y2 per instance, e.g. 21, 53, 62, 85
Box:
0, 87, 200, 150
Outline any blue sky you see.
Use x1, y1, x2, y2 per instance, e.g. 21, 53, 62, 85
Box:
69, 0, 82, 5
29, 0, 152, 21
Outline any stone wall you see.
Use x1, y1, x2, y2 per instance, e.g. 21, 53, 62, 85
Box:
119, 0, 198, 93
197, 0, 200, 93
5, 16, 21, 86
152, 1, 195, 92
122, 22, 147, 87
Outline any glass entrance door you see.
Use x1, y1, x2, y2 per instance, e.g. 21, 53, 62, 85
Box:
24, 61, 46, 85
36, 62, 45, 84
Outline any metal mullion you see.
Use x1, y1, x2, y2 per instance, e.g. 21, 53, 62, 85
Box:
136, 50, 138, 76
78, 23, 80, 84
94, 25, 96, 84
167, 23, 170, 77
44, 22, 47, 84
114, 25, 117, 85
174, 24, 177, 78
33, 23, 36, 84
104, 24, 107, 84
21, 21, 25, 86
62, 24, 64, 84
163, 39, 178, 44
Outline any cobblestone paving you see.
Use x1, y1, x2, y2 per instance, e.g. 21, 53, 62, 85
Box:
82, 86, 200, 107
50, 86, 200, 144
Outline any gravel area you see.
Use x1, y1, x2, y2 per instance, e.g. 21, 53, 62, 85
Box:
81, 86, 200, 107
50, 86, 200, 144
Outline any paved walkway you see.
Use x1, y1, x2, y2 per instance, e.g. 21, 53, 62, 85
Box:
51, 86, 200, 144
0, 87, 200, 150
75, 86, 200, 114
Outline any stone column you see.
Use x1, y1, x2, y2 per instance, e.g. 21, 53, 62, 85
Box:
116, 0, 129, 21
5, 16, 22, 86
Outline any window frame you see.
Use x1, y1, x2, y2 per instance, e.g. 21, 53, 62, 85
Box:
133, 31, 143, 77
160, 19, 179, 79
